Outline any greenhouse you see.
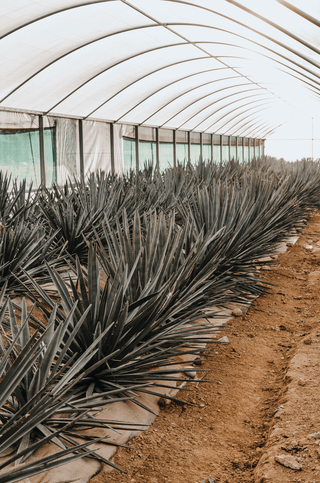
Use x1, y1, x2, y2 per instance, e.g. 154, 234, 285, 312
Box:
1, 2, 320, 483
1, 0, 319, 183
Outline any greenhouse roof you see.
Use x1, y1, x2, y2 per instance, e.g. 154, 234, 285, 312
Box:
0, 0, 319, 138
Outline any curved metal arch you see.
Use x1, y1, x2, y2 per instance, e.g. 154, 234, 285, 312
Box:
44, 40, 297, 117
204, 104, 272, 136
152, 84, 260, 129
115, 39, 320, 125
2, 0, 319, 123
251, 121, 281, 139
1, 0, 316, 133
217, 107, 275, 136
44, 40, 319, 117
195, 41, 320, 84
2, 0, 317, 67
4, 11, 320, 114
44, 39, 319, 118
0, 23, 161, 104
113, 72, 239, 124
229, 110, 283, 138
160, 0, 320, 73
237, 119, 270, 138
232, 118, 274, 138
44, 42, 192, 114
275, 66, 320, 96
169, 23, 320, 82
277, 1, 320, 28
224, 0, 320, 57
179, 94, 274, 131
197, 98, 274, 134
138, 82, 257, 126
0, 1, 118, 40
84, 62, 229, 119
198, 105, 272, 139
244, 120, 275, 139
262, 121, 288, 138
190, 99, 273, 134
87, 22, 320, 119
236, 115, 277, 138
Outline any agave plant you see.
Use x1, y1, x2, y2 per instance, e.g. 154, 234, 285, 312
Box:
0, 288, 143, 481
2, 157, 320, 482
37, 172, 139, 262
24, 224, 239, 404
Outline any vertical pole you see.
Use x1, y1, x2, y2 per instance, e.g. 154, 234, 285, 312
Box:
258, 139, 261, 159
262, 139, 265, 158
312, 117, 314, 160
248, 138, 251, 162
79, 119, 85, 183
243, 138, 245, 162
228, 135, 231, 161
135, 125, 139, 172
200, 132, 203, 162
211, 133, 213, 162
173, 129, 177, 168
39, 115, 46, 187
236, 136, 238, 161
110, 123, 115, 174
156, 127, 160, 170
220, 134, 223, 162
188, 131, 191, 164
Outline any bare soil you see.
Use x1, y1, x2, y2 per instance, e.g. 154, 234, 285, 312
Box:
91, 212, 320, 483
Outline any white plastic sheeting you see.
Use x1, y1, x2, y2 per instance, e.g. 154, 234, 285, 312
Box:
48, 117, 81, 184
0, 0, 319, 138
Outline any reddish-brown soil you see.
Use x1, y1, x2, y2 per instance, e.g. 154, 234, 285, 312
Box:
91, 213, 320, 483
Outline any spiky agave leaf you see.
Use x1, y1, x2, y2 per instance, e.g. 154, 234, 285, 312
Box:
0, 293, 138, 478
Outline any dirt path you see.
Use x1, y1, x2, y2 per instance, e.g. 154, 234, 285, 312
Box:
91, 213, 320, 483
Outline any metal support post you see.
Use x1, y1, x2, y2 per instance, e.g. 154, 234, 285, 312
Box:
211, 134, 213, 162
79, 119, 85, 183
156, 127, 160, 170
220, 134, 223, 162
135, 125, 140, 172
188, 131, 191, 164
39, 115, 46, 187
200, 132, 203, 162
110, 123, 115, 174
173, 130, 177, 168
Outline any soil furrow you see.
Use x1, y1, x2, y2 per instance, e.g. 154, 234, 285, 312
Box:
91, 213, 320, 483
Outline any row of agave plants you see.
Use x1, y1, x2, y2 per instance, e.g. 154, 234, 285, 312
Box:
0, 157, 319, 482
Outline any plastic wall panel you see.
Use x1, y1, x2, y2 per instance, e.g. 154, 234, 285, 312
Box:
202, 145, 211, 161
238, 138, 244, 163
159, 143, 174, 169
139, 141, 156, 168
177, 143, 188, 163
0, 111, 41, 186
83, 120, 110, 174
123, 138, 136, 174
